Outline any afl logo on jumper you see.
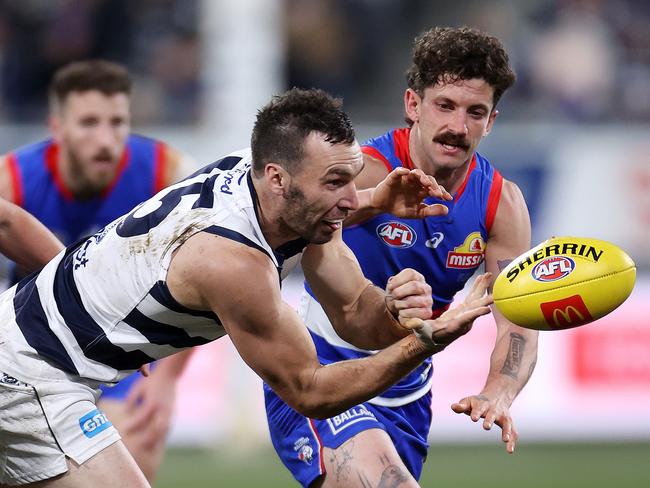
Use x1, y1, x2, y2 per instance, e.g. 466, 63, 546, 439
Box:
532, 256, 575, 282
377, 221, 416, 248
446, 232, 485, 269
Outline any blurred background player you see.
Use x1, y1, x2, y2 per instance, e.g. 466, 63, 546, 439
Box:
264, 26, 539, 487
0, 59, 195, 483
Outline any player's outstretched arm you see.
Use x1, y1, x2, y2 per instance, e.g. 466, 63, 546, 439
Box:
169, 233, 490, 419
0, 198, 64, 271
451, 180, 538, 454
302, 231, 433, 350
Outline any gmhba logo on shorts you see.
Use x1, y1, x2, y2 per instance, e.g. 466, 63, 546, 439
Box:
376, 221, 416, 248
79, 409, 113, 438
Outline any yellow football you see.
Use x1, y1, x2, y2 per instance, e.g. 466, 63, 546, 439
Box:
493, 237, 636, 330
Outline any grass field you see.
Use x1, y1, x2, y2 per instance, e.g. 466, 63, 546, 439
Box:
156, 442, 650, 487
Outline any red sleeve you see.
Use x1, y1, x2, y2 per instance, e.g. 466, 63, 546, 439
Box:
361, 146, 392, 172
153, 142, 167, 194
485, 170, 503, 234
6, 153, 24, 207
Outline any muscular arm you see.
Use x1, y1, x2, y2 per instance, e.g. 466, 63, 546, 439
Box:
0, 156, 64, 270
168, 233, 433, 419
481, 180, 538, 404
0, 199, 64, 271
451, 180, 538, 453
302, 231, 431, 350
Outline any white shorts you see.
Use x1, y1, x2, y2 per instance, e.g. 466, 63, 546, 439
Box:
0, 372, 121, 486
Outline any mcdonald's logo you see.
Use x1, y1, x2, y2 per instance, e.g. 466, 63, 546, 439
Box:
540, 295, 593, 330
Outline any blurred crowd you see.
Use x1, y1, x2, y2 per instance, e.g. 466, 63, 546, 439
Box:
286, 0, 650, 123
0, 0, 648, 125
0, 0, 200, 123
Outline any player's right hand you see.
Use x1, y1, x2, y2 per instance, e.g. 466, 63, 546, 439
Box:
401, 273, 493, 350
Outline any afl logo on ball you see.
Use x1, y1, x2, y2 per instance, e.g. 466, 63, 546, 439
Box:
532, 256, 575, 282
377, 222, 416, 248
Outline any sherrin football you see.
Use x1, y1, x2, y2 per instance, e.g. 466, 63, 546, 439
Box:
493, 236, 636, 330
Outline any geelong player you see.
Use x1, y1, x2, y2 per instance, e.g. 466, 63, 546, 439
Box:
0, 88, 492, 487
0, 60, 194, 483
264, 27, 539, 487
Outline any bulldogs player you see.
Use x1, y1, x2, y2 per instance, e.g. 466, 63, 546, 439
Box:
264, 27, 539, 487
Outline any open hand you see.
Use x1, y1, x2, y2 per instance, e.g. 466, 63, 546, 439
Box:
370, 167, 452, 219
451, 394, 518, 454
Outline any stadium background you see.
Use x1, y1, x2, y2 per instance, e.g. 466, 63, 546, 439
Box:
0, 1, 648, 486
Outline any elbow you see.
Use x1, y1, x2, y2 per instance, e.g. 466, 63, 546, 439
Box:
292, 397, 338, 420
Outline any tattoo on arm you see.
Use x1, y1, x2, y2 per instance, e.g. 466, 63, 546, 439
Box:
500, 332, 526, 380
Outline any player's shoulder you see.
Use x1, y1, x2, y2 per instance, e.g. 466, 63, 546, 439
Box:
178, 230, 279, 297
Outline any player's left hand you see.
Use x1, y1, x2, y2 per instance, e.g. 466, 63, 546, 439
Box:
451, 394, 518, 454
370, 167, 452, 219
122, 367, 177, 450
385, 268, 433, 321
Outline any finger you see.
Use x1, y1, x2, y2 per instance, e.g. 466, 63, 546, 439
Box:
483, 410, 497, 430
386, 269, 426, 293
394, 281, 432, 305
400, 317, 424, 330
419, 203, 449, 218
465, 273, 492, 301
386, 167, 410, 185
139, 364, 151, 377
457, 305, 492, 323
450, 397, 472, 413
498, 418, 517, 453
398, 307, 434, 321
388, 279, 430, 302
469, 402, 489, 422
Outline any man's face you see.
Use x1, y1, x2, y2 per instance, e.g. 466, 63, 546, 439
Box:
407, 78, 497, 170
50, 90, 130, 193
279, 133, 363, 244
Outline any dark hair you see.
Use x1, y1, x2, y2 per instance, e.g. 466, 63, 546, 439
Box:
251, 87, 355, 176
406, 26, 515, 108
49, 60, 131, 107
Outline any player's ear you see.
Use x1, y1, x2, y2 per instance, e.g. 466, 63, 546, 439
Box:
48, 115, 63, 143
404, 89, 422, 124
265, 163, 290, 195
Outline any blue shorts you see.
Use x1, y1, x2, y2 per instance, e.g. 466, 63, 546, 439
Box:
99, 369, 147, 401
263, 383, 432, 488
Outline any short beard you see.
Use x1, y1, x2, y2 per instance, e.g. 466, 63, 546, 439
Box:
279, 184, 328, 244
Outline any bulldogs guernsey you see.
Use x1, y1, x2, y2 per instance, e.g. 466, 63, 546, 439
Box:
0, 151, 305, 385
5, 134, 169, 246
303, 127, 502, 407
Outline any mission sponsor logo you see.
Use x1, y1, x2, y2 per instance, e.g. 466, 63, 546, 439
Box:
540, 295, 593, 329
507, 242, 603, 283
376, 221, 416, 248
446, 232, 485, 269
532, 256, 575, 282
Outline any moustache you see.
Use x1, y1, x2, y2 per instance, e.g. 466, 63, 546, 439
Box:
433, 133, 470, 151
